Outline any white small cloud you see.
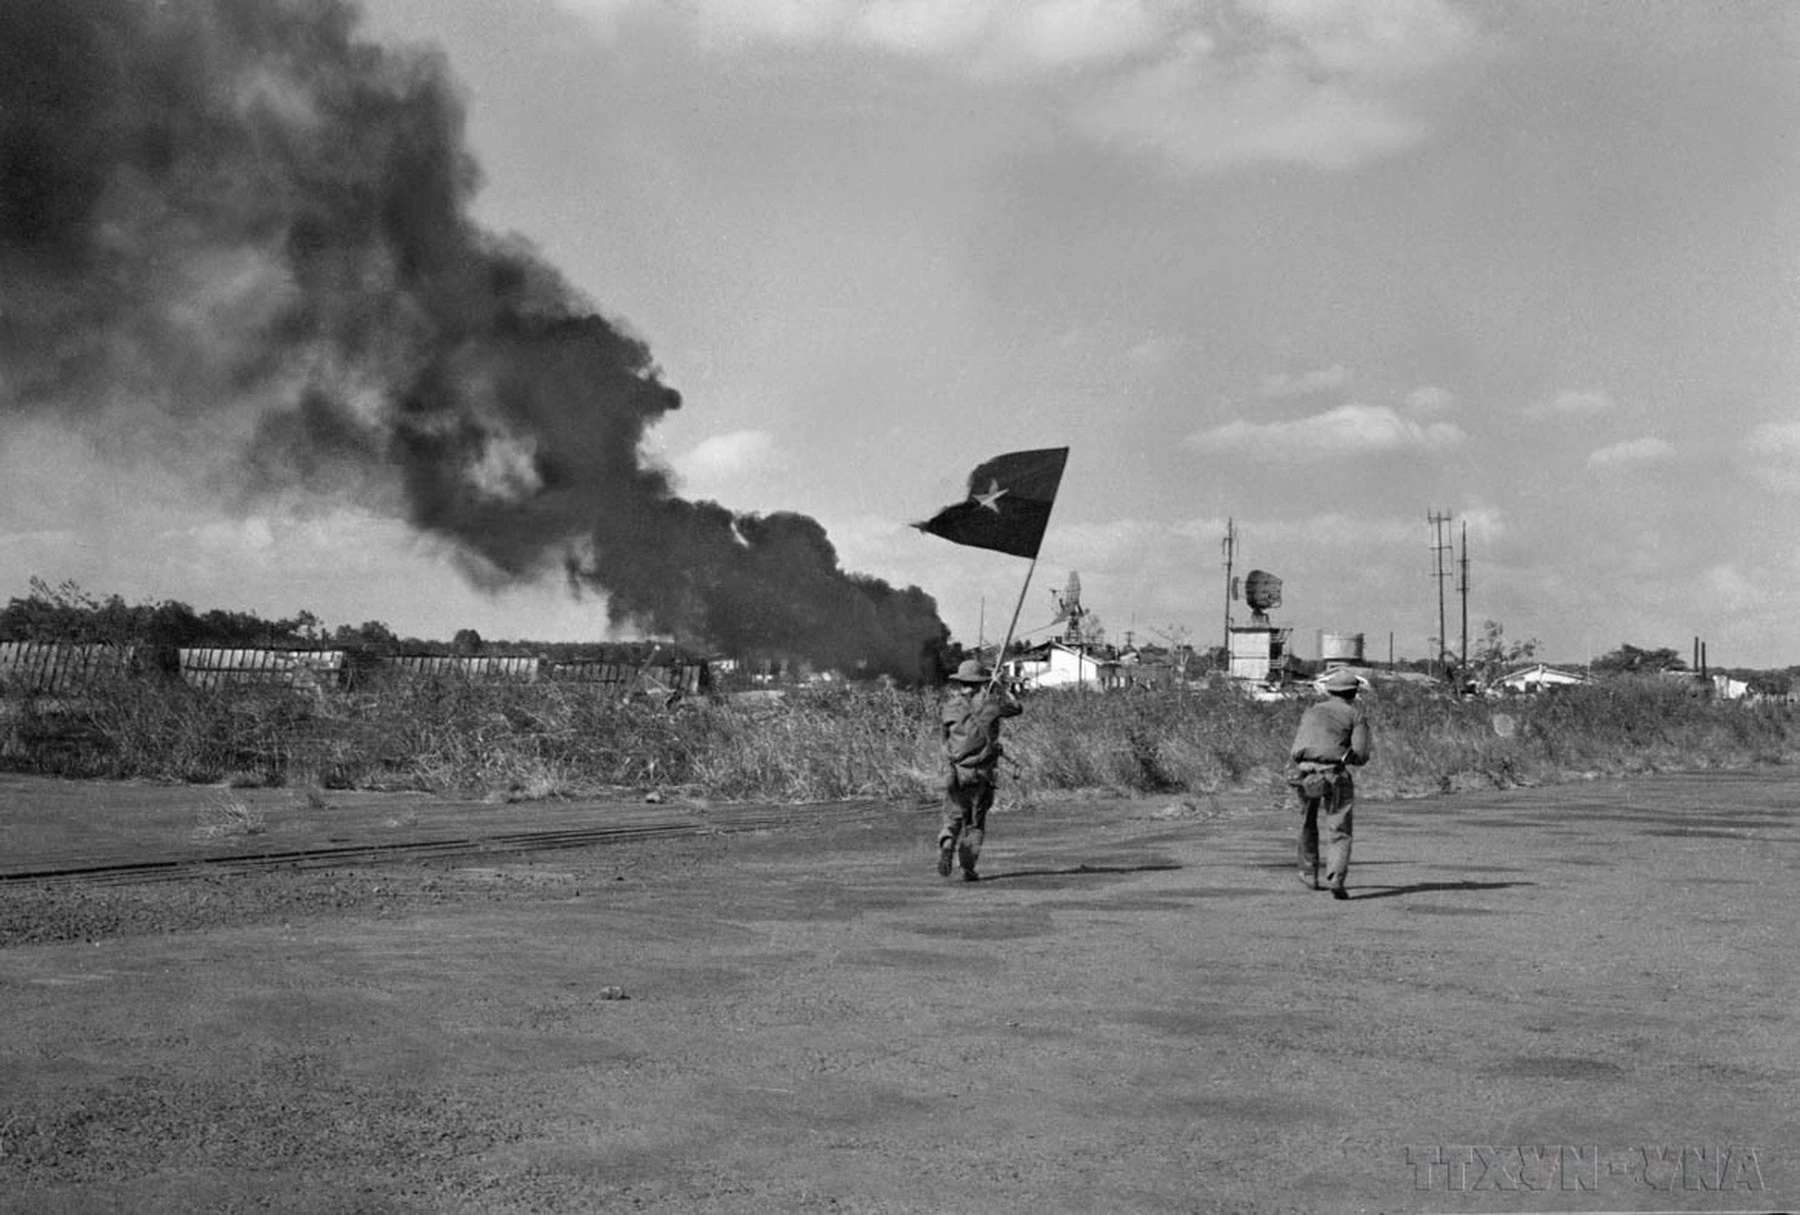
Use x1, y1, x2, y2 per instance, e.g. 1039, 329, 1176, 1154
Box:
1186, 403, 1465, 458
1455, 503, 1505, 542
1701, 562, 1757, 608
181, 517, 278, 554
1585, 437, 1674, 468
1404, 385, 1454, 414
1258, 364, 1349, 398
1526, 388, 1616, 418
1125, 334, 1180, 369
1743, 419, 1800, 493
674, 430, 779, 483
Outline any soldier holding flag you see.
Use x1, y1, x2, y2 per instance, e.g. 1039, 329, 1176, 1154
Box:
936, 658, 1022, 881
914, 446, 1068, 883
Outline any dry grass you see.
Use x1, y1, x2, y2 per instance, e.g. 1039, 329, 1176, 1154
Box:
192, 792, 267, 840
4, 673, 1796, 806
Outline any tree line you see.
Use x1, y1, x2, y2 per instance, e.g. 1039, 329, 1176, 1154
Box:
0, 579, 693, 666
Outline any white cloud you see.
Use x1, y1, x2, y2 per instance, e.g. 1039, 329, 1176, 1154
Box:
553, 0, 1485, 171
674, 430, 778, 483
1186, 403, 1466, 458
1701, 562, 1758, 610
1247, 0, 1482, 81
1125, 334, 1181, 369
555, 0, 1165, 72
1076, 47, 1426, 173
1454, 502, 1505, 542
1525, 388, 1616, 418
179, 517, 278, 554
1742, 419, 1800, 493
1258, 364, 1349, 398
1226, 507, 1502, 550
1404, 385, 1455, 414
1585, 436, 1674, 468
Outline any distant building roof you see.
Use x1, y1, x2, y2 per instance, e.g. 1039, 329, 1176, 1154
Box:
1492, 662, 1591, 691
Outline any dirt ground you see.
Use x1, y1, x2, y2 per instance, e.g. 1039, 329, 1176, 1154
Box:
0, 769, 1794, 1214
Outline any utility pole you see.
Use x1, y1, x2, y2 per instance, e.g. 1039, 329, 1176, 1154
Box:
1458, 520, 1470, 681
1221, 517, 1237, 660
1428, 510, 1452, 681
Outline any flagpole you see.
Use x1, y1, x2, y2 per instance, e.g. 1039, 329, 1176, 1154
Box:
986, 556, 1040, 692
985, 451, 1067, 692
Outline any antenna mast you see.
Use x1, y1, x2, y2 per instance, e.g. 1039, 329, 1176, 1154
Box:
1428, 509, 1453, 681
1221, 517, 1237, 658
1458, 520, 1470, 679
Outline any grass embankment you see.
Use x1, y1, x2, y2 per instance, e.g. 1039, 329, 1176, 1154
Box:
3, 676, 1795, 805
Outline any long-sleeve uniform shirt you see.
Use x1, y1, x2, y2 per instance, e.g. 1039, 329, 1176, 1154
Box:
1289, 696, 1372, 769
942, 690, 1022, 776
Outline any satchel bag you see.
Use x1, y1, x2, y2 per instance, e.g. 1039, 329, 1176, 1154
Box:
1288, 770, 1333, 800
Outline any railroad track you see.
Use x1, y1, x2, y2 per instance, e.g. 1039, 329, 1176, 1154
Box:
0, 800, 897, 888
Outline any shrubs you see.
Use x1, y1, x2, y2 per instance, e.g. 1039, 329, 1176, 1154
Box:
3, 674, 1797, 804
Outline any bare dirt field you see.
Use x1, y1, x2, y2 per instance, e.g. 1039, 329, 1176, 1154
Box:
0, 769, 1794, 1214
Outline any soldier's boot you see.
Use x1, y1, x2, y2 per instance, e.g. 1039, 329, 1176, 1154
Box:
958, 829, 983, 881
1297, 835, 1321, 890
1324, 839, 1351, 899
936, 831, 957, 878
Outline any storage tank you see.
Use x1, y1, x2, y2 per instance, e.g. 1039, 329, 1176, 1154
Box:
1318, 631, 1365, 664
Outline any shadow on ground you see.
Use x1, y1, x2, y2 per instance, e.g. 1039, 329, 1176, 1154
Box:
979, 863, 1183, 883
1347, 879, 1535, 901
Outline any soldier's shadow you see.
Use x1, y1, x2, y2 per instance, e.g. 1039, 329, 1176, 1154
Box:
1347, 879, 1534, 901
980, 862, 1182, 883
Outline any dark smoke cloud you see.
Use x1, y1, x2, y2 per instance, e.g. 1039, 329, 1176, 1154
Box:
0, 0, 948, 680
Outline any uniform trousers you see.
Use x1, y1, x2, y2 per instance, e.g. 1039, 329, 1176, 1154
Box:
940, 767, 996, 869
1296, 769, 1354, 891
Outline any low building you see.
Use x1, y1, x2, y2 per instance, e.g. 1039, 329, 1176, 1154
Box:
1490, 663, 1591, 694
1227, 625, 1293, 684
1004, 641, 1119, 691
1707, 673, 1751, 700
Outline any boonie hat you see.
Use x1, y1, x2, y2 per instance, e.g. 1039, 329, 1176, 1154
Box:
1319, 667, 1362, 693
949, 659, 992, 684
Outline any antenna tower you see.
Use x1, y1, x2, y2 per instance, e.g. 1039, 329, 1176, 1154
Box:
1428, 510, 1453, 680
1221, 517, 1238, 657
1457, 520, 1470, 677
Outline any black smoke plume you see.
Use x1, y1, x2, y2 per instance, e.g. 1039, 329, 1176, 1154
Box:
0, 0, 948, 681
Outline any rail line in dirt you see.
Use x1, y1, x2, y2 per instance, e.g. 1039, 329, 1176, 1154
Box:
0, 799, 894, 888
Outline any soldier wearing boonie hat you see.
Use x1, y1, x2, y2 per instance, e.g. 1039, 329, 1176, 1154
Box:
1288, 667, 1373, 899
936, 658, 1023, 882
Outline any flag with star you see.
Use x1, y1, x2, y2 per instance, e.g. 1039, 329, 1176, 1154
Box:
913, 447, 1069, 559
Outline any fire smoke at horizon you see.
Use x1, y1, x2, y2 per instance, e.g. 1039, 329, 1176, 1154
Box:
0, 0, 948, 681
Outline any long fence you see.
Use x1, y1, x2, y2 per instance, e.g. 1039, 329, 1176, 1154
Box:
0, 643, 709, 698
0, 643, 137, 695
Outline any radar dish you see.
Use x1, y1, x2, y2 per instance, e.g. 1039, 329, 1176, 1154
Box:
1244, 570, 1282, 613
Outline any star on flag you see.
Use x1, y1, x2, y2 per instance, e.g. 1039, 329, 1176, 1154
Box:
913, 447, 1068, 559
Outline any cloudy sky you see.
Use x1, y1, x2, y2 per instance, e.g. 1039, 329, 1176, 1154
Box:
4, 0, 1797, 668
